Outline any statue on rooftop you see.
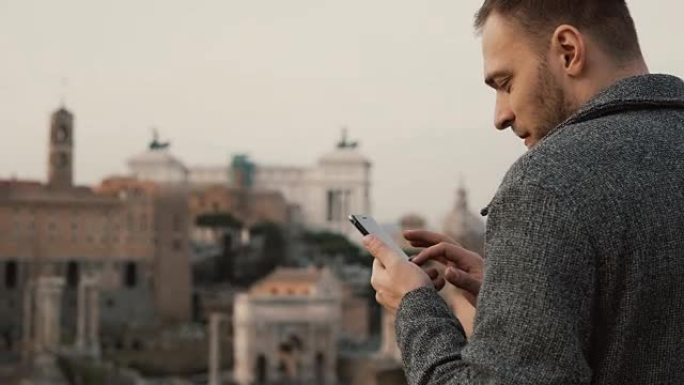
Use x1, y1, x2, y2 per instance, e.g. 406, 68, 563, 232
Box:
149, 128, 171, 150
336, 127, 358, 149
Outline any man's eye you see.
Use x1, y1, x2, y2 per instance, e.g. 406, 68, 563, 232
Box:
501, 79, 512, 93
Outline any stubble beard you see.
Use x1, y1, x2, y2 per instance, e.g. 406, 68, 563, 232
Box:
533, 60, 577, 141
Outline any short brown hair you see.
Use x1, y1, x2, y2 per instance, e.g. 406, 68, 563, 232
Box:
475, 0, 642, 62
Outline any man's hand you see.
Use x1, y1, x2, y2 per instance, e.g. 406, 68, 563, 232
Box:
363, 235, 433, 313
405, 230, 484, 308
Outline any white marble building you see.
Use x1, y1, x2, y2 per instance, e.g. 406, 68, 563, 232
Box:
127, 134, 188, 185
128, 131, 372, 238
253, 139, 372, 238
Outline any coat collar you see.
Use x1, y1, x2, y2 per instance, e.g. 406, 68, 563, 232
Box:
561, 74, 684, 127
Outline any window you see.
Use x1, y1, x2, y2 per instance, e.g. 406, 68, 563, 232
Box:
326, 189, 351, 222
124, 262, 138, 288
56, 124, 69, 142
5, 261, 17, 289
326, 190, 337, 222
172, 239, 183, 251
66, 261, 79, 288
56, 153, 69, 168
140, 214, 147, 232
172, 215, 182, 232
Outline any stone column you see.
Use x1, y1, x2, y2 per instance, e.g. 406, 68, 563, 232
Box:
233, 294, 252, 385
33, 276, 65, 354
75, 278, 86, 351
22, 280, 34, 361
87, 283, 100, 357
75, 275, 100, 357
208, 313, 223, 385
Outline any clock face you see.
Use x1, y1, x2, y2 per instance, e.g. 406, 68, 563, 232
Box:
56, 125, 69, 143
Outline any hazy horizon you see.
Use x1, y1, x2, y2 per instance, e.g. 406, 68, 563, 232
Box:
1, 0, 682, 229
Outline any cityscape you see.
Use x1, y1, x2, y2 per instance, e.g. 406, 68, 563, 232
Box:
2, 1, 680, 384
0, 106, 485, 385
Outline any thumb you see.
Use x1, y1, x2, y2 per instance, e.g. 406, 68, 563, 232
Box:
444, 267, 481, 297
363, 235, 402, 268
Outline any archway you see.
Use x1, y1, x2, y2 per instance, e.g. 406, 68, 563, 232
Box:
315, 352, 325, 384
255, 354, 268, 384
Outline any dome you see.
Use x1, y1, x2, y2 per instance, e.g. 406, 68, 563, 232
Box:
442, 186, 485, 253
400, 213, 427, 230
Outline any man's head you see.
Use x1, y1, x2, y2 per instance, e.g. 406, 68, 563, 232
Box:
476, 0, 648, 148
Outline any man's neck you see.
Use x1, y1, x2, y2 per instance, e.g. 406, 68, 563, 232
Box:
577, 58, 650, 108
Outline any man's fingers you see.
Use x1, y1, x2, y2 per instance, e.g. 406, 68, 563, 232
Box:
403, 230, 459, 248
371, 259, 388, 291
444, 267, 482, 296
433, 277, 446, 291
426, 268, 439, 280
363, 235, 403, 267
412, 242, 482, 272
410, 243, 452, 266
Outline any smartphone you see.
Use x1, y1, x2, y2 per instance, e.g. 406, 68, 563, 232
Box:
348, 214, 409, 259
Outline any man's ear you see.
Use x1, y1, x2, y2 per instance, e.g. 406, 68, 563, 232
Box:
550, 25, 586, 77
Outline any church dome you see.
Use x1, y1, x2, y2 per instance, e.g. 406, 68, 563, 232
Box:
442, 185, 485, 253
399, 214, 426, 230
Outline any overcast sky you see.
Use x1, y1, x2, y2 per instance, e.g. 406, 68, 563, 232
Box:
0, 0, 682, 228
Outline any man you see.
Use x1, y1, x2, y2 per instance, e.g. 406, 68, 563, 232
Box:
363, 1, 684, 384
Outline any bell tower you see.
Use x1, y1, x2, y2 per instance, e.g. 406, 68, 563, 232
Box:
47, 107, 74, 189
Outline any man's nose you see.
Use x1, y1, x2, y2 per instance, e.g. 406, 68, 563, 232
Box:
494, 95, 514, 131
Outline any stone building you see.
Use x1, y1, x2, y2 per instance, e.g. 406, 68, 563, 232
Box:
189, 185, 289, 244
127, 139, 291, 246
127, 129, 373, 240
183, 130, 372, 239
127, 134, 189, 184
233, 267, 341, 385
0, 107, 192, 361
253, 131, 371, 239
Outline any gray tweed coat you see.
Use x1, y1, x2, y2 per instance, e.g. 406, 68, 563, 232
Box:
396, 74, 684, 385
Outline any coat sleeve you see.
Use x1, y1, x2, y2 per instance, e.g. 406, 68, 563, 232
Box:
395, 181, 596, 385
